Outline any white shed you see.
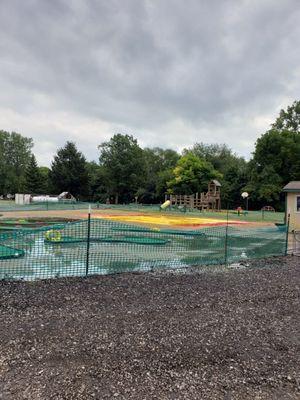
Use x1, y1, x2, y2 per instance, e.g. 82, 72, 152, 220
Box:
283, 181, 300, 230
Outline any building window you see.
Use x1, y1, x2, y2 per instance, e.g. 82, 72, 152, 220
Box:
297, 196, 300, 212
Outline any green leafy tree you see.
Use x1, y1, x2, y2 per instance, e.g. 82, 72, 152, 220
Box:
0, 130, 9, 194
246, 128, 300, 208
272, 100, 300, 132
49, 142, 89, 197
167, 153, 222, 194
25, 155, 43, 194
247, 100, 300, 209
183, 143, 247, 205
247, 100, 300, 208
0, 130, 33, 194
183, 143, 238, 171
221, 163, 247, 206
140, 147, 180, 202
99, 134, 146, 203
246, 163, 282, 204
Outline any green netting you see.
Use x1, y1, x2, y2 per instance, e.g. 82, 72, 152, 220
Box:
0, 245, 25, 259
0, 226, 29, 231
111, 227, 205, 236
0, 219, 30, 224
0, 201, 118, 212
44, 235, 168, 245
0, 218, 287, 281
44, 236, 86, 244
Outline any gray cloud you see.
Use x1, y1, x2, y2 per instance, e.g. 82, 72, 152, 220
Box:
0, 0, 299, 165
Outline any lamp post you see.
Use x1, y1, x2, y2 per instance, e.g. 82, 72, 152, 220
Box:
241, 192, 249, 211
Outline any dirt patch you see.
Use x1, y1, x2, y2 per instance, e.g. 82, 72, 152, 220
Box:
1, 256, 300, 399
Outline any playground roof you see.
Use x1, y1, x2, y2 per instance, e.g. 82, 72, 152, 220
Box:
58, 192, 75, 200
282, 181, 300, 192
211, 179, 221, 186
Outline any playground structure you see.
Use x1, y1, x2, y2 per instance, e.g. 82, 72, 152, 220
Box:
165, 180, 221, 211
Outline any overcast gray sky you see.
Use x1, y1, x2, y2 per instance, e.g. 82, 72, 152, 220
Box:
0, 0, 299, 165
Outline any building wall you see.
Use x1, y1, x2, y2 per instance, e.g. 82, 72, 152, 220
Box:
286, 192, 300, 230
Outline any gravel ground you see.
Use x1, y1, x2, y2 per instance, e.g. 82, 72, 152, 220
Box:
0, 256, 300, 400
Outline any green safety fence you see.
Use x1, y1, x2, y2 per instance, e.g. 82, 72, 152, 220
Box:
0, 201, 162, 212
0, 201, 103, 212
0, 218, 288, 281
0, 201, 285, 222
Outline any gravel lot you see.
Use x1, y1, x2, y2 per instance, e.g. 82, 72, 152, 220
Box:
0, 256, 300, 400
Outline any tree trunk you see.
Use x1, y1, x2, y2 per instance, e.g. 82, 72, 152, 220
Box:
115, 193, 119, 204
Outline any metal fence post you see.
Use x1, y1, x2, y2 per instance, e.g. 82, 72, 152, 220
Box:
86, 205, 91, 276
224, 203, 229, 265
285, 213, 290, 256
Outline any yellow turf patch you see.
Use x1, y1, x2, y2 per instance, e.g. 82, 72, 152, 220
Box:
99, 214, 242, 227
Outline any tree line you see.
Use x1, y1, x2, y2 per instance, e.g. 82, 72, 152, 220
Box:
1, 100, 299, 210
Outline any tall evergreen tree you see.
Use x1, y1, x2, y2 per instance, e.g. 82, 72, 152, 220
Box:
38, 167, 51, 194
49, 142, 89, 197
25, 155, 43, 194
86, 161, 108, 201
